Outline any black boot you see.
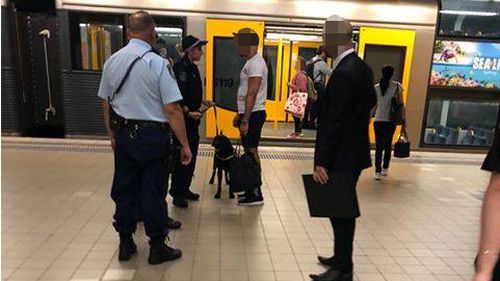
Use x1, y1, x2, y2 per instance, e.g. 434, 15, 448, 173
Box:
118, 234, 137, 261
173, 197, 188, 208
148, 237, 182, 265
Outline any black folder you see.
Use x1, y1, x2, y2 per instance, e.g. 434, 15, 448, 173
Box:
302, 173, 359, 218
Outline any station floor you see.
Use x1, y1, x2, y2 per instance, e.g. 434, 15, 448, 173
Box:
1, 138, 490, 281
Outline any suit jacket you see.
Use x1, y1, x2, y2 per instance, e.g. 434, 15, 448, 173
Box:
314, 53, 377, 173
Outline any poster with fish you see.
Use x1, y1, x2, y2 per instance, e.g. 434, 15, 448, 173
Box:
430, 40, 500, 90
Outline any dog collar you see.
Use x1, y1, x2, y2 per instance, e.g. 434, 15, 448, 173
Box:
215, 154, 235, 161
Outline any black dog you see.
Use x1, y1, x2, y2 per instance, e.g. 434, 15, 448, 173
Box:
210, 133, 235, 199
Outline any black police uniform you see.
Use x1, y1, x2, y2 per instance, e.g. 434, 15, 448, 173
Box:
170, 55, 203, 201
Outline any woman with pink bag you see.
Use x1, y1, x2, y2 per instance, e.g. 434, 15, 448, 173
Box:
286, 57, 308, 139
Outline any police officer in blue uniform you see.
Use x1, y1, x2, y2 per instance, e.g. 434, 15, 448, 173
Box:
169, 35, 208, 208
98, 11, 192, 265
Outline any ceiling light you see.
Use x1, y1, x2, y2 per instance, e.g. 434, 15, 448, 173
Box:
440, 10, 499, 16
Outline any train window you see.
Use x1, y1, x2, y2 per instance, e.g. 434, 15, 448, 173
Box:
364, 45, 406, 83
298, 47, 317, 61
213, 37, 246, 112
424, 97, 499, 147
69, 13, 125, 71
154, 27, 183, 62
263, 46, 277, 100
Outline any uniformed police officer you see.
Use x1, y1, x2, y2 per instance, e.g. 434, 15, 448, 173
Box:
169, 35, 209, 208
98, 11, 192, 265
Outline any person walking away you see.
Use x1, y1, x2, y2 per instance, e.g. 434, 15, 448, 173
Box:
304, 46, 332, 129
232, 28, 268, 206
372, 65, 406, 180
169, 35, 208, 208
473, 129, 500, 281
287, 57, 308, 139
311, 15, 376, 281
99, 10, 192, 265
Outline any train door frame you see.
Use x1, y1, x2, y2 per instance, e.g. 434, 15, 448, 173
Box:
205, 19, 265, 139
358, 26, 416, 142
263, 39, 291, 125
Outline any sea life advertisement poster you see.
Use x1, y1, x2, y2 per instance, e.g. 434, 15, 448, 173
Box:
430, 40, 500, 89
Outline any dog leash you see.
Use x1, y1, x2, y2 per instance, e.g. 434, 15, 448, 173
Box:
213, 105, 220, 135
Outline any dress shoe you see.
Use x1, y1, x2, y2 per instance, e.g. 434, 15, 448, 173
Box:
318, 255, 336, 267
309, 268, 352, 281
166, 216, 182, 229
185, 190, 200, 201
148, 238, 182, 265
118, 237, 137, 261
173, 197, 188, 208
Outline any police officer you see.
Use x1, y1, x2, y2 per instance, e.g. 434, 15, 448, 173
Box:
98, 11, 192, 265
169, 35, 209, 208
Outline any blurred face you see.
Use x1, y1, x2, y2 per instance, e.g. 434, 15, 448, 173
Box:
188, 45, 204, 62
235, 33, 258, 58
323, 20, 352, 58
295, 59, 301, 72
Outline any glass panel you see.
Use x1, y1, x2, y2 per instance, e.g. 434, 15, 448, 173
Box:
298, 47, 317, 61
155, 27, 183, 63
439, 0, 500, 38
364, 45, 406, 83
79, 23, 123, 71
424, 97, 499, 146
213, 37, 246, 112
263, 45, 277, 100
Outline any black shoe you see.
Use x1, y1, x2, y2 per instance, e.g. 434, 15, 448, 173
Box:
309, 268, 352, 281
238, 194, 264, 206
148, 239, 182, 265
185, 190, 200, 201
173, 197, 188, 208
166, 216, 182, 230
118, 239, 137, 261
318, 255, 336, 267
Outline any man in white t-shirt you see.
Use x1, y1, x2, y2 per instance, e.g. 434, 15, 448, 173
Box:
232, 28, 268, 206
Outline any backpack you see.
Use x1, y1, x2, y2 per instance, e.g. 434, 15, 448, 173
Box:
306, 76, 318, 101
305, 58, 322, 81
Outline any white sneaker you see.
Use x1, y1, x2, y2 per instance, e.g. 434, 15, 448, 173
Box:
382, 169, 388, 176
374, 173, 382, 181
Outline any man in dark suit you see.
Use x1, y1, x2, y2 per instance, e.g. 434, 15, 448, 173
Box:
310, 15, 377, 281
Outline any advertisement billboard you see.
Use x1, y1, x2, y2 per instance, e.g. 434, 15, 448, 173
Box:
430, 40, 500, 90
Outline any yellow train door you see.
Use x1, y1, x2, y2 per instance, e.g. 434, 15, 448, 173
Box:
358, 27, 416, 143
205, 19, 265, 139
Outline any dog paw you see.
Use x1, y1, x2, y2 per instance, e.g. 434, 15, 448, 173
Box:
214, 194, 221, 199
209, 180, 215, 185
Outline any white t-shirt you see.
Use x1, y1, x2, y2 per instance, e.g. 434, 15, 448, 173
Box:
374, 81, 403, 122
237, 54, 268, 114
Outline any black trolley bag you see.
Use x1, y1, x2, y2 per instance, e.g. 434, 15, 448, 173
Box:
227, 144, 262, 193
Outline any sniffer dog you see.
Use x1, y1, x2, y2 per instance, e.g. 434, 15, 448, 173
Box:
209, 133, 235, 199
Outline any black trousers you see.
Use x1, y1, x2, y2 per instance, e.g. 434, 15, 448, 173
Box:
111, 125, 169, 239
293, 116, 302, 133
374, 121, 396, 173
170, 123, 199, 198
304, 98, 317, 126
329, 171, 361, 273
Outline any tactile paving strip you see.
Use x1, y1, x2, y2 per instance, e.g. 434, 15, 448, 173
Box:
2, 139, 484, 165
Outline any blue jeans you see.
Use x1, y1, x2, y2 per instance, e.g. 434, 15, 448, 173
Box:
111, 125, 169, 239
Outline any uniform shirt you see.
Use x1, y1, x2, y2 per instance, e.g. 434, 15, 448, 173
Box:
374, 81, 403, 122
312, 55, 333, 85
237, 53, 268, 114
173, 56, 203, 113
97, 38, 182, 123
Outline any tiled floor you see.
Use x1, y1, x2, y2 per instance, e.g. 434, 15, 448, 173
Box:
1, 143, 489, 281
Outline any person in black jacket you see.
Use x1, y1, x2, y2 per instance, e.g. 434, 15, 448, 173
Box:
310, 15, 376, 281
169, 35, 208, 208
474, 129, 500, 281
